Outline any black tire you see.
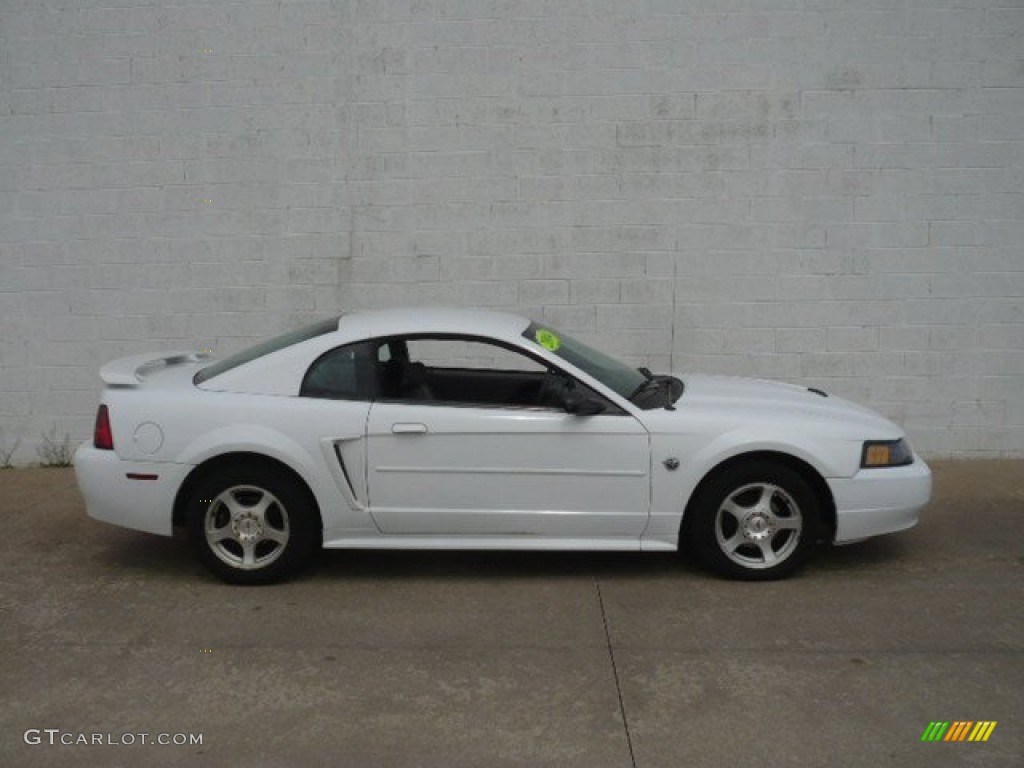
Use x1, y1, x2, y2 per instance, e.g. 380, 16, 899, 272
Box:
685, 461, 820, 581
187, 463, 320, 585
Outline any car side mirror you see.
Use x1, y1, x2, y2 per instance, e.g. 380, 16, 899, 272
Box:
563, 389, 606, 416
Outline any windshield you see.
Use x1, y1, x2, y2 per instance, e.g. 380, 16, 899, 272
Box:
194, 317, 339, 384
522, 321, 647, 399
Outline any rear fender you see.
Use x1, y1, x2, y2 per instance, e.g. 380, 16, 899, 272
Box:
174, 425, 331, 523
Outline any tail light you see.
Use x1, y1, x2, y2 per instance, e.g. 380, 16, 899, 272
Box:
94, 404, 114, 450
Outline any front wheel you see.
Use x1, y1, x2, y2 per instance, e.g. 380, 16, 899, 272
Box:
686, 462, 821, 580
187, 464, 320, 585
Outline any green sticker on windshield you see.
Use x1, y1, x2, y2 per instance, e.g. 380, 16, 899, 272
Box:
535, 329, 561, 351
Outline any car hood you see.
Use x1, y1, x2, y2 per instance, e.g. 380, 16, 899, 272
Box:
650, 374, 903, 438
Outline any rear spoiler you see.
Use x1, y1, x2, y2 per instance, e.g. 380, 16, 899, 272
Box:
100, 351, 214, 386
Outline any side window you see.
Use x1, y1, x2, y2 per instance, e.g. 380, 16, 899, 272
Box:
301, 342, 374, 400
375, 335, 553, 408
407, 339, 546, 373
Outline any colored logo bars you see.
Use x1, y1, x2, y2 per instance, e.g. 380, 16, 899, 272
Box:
921, 721, 997, 742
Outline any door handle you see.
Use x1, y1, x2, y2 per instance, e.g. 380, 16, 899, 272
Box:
391, 423, 428, 434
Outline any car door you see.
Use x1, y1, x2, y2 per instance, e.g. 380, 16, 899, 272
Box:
364, 335, 651, 538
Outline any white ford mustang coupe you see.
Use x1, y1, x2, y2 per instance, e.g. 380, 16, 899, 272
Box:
75, 308, 932, 584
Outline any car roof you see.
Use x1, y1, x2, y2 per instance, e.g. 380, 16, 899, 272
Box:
338, 307, 533, 344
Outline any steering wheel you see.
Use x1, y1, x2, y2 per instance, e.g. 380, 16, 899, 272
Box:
535, 371, 571, 408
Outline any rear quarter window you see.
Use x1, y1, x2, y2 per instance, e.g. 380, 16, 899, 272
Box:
300, 343, 375, 400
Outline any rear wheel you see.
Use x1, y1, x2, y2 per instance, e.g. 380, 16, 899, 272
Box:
687, 461, 820, 580
188, 464, 320, 585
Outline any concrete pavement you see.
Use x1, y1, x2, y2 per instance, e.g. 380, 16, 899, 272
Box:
0, 461, 1021, 767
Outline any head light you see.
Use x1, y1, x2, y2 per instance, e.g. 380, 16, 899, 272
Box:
861, 438, 914, 468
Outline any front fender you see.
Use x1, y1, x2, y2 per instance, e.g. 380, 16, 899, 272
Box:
687, 427, 859, 481
644, 427, 860, 546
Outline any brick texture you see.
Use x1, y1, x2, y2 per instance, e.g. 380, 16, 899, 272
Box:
1, 0, 1023, 461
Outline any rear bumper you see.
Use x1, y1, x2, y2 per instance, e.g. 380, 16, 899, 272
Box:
827, 455, 932, 543
74, 443, 191, 536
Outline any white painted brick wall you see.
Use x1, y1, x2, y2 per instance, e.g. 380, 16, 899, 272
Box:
2, 0, 1023, 462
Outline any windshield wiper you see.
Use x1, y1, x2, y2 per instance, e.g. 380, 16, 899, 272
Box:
629, 378, 658, 399
629, 374, 668, 405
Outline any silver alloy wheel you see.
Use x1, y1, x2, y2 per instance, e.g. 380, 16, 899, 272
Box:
204, 485, 290, 571
714, 482, 803, 569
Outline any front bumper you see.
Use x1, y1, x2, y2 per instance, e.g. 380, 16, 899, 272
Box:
74, 443, 192, 536
827, 454, 933, 543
